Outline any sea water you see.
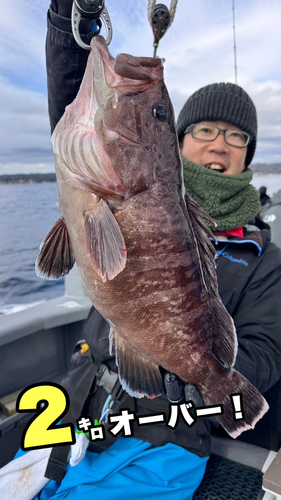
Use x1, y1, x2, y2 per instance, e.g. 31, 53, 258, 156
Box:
0, 182, 64, 314
0, 175, 281, 315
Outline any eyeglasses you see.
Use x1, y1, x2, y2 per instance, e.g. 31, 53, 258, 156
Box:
184, 123, 252, 148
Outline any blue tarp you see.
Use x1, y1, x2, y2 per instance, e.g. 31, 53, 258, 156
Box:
16, 437, 208, 499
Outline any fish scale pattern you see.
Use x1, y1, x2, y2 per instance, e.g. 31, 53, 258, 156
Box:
193, 454, 263, 500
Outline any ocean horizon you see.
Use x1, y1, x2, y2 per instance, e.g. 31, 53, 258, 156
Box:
1, 174, 281, 315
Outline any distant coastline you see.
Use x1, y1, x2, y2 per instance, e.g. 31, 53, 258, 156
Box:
0, 173, 56, 184
251, 163, 281, 175
0, 163, 280, 184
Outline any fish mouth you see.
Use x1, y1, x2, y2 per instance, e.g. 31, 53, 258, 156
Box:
89, 36, 164, 147
91, 36, 164, 94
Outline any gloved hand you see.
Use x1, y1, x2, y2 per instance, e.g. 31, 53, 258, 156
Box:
51, 0, 73, 18
164, 372, 185, 403
184, 383, 204, 407
164, 372, 204, 406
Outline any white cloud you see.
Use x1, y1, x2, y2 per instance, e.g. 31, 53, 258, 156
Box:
0, 76, 53, 164
0, 0, 280, 171
0, 0, 49, 76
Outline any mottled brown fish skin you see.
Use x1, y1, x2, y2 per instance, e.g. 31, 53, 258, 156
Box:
56, 158, 210, 378
46, 36, 268, 438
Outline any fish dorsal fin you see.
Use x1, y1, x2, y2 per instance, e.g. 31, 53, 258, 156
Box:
209, 296, 237, 368
111, 329, 164, 399
36, 217, 75, 279
184, 192, 218, 292
85, 199, 127, 282
184, 192, 237, 368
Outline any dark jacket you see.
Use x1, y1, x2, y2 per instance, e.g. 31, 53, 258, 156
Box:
215, 218, 281, 394
259, 188, 281, 249
45, 8, 281, 456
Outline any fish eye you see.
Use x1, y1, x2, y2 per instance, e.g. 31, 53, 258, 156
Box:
153, 105, 166, 121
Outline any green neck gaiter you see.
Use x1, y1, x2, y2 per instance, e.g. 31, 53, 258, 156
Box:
181, 157, 261, 232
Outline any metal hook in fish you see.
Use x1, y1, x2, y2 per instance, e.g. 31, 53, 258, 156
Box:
71, 0, 113, 50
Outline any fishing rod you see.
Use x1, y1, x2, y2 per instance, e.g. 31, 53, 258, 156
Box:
71, 0, 113, 50
147, 0, 179, 57
232, 0, 238, 84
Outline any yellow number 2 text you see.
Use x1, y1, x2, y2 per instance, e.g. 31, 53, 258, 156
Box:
16, 383, 75, 451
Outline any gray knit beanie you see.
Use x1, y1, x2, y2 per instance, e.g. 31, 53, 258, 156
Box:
176, 82, 257, 167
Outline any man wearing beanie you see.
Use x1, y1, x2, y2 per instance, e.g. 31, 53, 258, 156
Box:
10, 5, 280, 498
177, 83, 260, 233
176, 83, 281, 399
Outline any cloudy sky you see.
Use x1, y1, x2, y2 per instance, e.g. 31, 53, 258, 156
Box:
0, 0, 280, 174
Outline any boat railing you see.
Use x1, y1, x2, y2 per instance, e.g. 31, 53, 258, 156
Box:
0, 266, 281, 498
0, 264, 91, 467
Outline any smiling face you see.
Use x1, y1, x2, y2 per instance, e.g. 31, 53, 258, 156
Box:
181, 120, 248, 175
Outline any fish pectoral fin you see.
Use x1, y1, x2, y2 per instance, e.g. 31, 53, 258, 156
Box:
36, 217, 75, 279
112, 330, 164, 399
85, 199, 127, 283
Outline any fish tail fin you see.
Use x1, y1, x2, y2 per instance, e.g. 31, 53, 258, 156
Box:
201, 368, 269, 438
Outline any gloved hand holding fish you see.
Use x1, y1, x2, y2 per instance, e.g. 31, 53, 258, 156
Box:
36, 35, 268, 438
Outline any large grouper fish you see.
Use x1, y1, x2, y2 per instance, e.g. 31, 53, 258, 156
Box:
37, 35, 268, 438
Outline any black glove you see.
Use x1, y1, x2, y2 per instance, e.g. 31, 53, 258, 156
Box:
164, 372, 185, 403
164, 374, 220, 428
51, 0, 73, 18
164, 372, 204, 406
184, 383, 204, 407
